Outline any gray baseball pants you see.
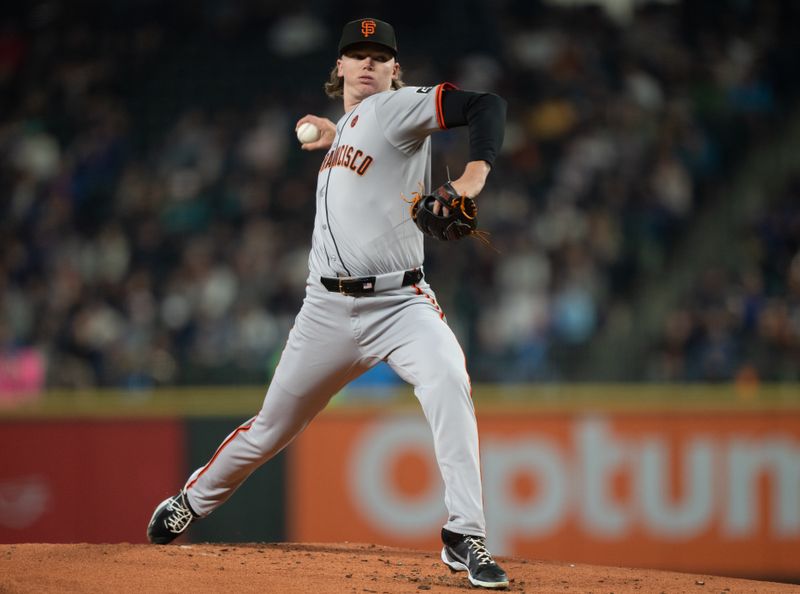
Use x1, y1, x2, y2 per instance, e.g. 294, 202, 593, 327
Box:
183, 279, 486, 537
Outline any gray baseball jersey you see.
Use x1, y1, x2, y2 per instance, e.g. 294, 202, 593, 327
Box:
308, 84, 444, 278
182, 83, 487, 539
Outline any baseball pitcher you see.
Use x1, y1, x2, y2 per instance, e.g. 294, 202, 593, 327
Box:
147, 17, 509, 589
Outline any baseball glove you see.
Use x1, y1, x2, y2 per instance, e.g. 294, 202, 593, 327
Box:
407, 182, 486, 242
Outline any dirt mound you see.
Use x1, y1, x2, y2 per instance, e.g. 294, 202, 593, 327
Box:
1, 543, 796, 593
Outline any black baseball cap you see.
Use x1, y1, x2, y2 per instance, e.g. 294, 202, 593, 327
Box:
338, 18, 397, 57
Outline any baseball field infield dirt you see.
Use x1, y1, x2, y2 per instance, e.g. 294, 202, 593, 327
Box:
2, 542, 798, 593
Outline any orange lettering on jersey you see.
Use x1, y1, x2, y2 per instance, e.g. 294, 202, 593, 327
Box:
319, 144, 374, 176
349, 150, 363, 171
356, 156, 373, 176
319, 149, 333, 172
361, 20, 376, 37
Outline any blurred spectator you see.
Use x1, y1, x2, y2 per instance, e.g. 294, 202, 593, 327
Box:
649, 176, 800, 381
0, 0, 797, 388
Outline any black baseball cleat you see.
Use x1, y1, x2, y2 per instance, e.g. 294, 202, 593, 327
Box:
440, 528, 509, 589
147, 491, 198, 544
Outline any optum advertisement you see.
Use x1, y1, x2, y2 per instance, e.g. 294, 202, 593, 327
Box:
288, 410, 800, 579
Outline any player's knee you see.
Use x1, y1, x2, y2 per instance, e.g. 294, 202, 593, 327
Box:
425, 361, 471, 393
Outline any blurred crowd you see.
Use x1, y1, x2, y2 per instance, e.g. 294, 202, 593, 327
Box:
0, 0, 798, 389
649, 175, 800, 381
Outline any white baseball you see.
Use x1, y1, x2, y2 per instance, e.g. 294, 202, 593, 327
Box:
296, 122, 321, 144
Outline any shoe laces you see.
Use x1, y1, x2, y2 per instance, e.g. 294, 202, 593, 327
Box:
464, 536, 495, 566
165, 495, 194, 533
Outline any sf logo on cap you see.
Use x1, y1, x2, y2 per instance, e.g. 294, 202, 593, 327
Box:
361, 19, 376, 37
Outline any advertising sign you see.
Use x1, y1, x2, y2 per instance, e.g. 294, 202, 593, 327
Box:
0, 420, 184, 543
289, 410, 800, 579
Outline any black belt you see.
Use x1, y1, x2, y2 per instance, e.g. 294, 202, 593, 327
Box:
321, 268, 423, 295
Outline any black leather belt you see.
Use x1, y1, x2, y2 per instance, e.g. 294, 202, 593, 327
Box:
321, 268, 423, 295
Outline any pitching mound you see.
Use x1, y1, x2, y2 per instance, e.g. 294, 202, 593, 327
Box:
1, 543, 797, 593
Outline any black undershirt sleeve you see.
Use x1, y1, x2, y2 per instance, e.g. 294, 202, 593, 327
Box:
440, 89, 507, 167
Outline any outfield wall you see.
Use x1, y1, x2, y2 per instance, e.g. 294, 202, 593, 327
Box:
0, 417, 287, 545
290, 408, 800, 580
1, 385, 798, 581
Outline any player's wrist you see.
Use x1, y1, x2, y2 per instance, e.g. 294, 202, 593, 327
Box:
452, 161, 490, 197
